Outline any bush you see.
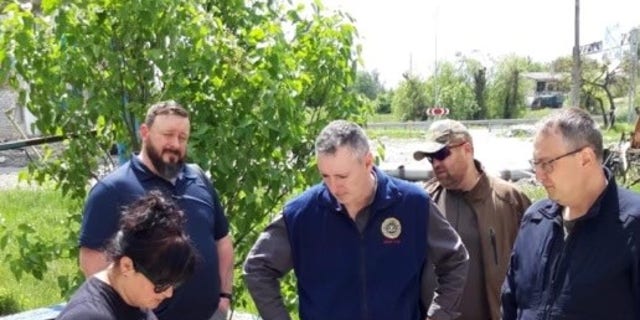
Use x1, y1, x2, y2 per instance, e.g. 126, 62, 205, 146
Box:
0, 288, 21, 316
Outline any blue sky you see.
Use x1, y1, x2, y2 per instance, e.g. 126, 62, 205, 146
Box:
313, 0, 640, 88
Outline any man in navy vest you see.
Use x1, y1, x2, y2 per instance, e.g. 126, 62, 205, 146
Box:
244, 120, 469, 320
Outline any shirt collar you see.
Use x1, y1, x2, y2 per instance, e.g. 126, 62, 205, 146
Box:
533, 167, 617, 221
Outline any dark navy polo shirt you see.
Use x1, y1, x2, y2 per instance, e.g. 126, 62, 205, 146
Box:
80, 155, 229, 320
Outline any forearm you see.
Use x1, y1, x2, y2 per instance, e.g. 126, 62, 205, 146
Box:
216, 235, 234, 294
243, 271, 292, 320
243, 216, 293, 320
426, 201, 469, 320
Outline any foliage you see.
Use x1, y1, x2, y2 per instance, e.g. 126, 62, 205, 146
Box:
518, 184, 547, 203
391, 62, 477, 121
354, 69, 385, 100
0, 288, 20, 316
0, 186, 82, 311
367, 112, 397, 123
550, 55, 628, 126
424, 61, 477, 120
487, 55, 536, 119
0, 0, 366, 313
391, 73, 429, 121
374, 91, 393, 114
456, 57, 488, 119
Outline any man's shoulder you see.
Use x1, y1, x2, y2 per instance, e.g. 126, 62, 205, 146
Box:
99, 162, 136, 185
87, 163, 145, 202
285, 184, 325, 211
387, 175, 426, 195
520, 199, 555, 221
486, 175, 530, 206
487, 175, 526, 196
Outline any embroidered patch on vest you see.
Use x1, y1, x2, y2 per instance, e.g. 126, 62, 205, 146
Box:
381, 217, 402, 239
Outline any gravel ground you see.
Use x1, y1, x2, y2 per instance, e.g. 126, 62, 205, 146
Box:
0, 167, 27, 189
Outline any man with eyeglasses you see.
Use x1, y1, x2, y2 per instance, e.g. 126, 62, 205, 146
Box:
413, 119, 531, 320
501, 107, 640, 320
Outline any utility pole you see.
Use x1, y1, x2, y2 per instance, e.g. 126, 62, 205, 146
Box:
433, 5, 439, 108
409, 52, 413, 75
570, 0, 581, 107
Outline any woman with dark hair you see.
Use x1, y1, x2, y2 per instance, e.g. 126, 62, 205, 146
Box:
57, 191, 197, 320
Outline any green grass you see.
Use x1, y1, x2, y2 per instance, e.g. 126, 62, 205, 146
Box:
0, 187, 80, 315
365, 127, 425, 139
0, 185, 275, 317
367, 112, 398, 123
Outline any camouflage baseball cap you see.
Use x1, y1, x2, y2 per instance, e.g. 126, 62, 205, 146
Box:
413, 119, 472, 161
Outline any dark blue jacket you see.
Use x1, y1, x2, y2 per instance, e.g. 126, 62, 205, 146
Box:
283, 167, 429, 320
501, 171, 640, 320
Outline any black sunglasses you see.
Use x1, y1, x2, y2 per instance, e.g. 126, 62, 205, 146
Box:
134, 261, 182, 294
426, 142, 467, 162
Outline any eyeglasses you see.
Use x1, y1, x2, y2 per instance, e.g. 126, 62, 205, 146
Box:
134, 262, 181, 294
529, 147, 585, 174
426, 142, 467, 162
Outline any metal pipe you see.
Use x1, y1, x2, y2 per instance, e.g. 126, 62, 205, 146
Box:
0, 130, 95, 152
3, 107, 42, 158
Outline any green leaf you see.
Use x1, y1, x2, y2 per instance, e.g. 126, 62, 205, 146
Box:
41, 0, 62, 15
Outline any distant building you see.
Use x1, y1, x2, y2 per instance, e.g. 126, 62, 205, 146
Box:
522, 72, 569, 109
0, 87, 37, 141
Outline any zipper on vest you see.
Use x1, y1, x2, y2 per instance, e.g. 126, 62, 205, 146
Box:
543, 222, 576, 320
489, 228, 498, 265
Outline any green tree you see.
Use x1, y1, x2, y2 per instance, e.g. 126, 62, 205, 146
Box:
374, 91, 393, 114
487, 55, 537, 119
354, 69, 388, 114
552, 55, 624, 127
453, 57, 488, 119
424, 61, 477, 120
392, 73, 429, 121
354, 69, 385, 100
0, 0, 366, 312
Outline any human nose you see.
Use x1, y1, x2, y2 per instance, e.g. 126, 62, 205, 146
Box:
324, 177, 342, 193
166, 135, 181, 148
534, 165, 549, 181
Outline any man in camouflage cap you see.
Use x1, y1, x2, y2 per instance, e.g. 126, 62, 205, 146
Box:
415, 119, 531, 320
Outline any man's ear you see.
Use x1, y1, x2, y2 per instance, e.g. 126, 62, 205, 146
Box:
464, 141, 474, 153
581, 147, 597, 167
364, 151, 374, 168
139, 124, 150, 141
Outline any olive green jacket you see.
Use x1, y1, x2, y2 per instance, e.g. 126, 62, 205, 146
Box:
426, 161, 531, 320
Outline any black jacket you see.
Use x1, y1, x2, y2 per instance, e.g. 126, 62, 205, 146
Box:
501, 170, 640, 320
